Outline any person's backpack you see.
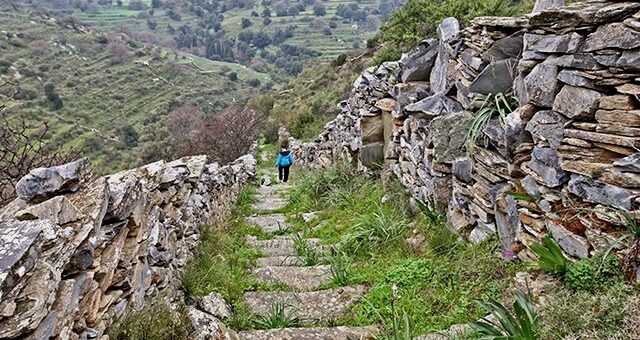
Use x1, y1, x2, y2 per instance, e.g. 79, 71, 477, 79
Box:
280, 154, 292, 167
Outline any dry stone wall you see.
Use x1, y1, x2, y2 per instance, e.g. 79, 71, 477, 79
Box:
0, 150, 257, 339
292, 0, 640, 264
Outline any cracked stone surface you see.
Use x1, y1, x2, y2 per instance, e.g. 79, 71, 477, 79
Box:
238, 326, 378, 340
251, 265, 333, 291
244, 286, 368, 321
256, 256, 303, 267
252, 198, 288, 212
245, 236, 326, 257
245, 214, 290, 233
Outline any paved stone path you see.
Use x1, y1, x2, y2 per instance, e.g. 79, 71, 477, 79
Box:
238, 180, 377, 340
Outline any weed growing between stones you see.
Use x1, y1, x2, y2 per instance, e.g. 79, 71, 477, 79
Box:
472, 290, 540, 339
293, 232, 322, 266
252, 302, 302, 330
109, 298, 193, 340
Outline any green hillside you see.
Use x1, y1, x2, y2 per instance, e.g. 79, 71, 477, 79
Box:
0, 8, 269, 173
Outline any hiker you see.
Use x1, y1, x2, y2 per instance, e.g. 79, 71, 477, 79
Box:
275, 144, 294, 183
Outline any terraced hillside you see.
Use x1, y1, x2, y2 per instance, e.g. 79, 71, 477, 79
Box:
0, 8, 270, 173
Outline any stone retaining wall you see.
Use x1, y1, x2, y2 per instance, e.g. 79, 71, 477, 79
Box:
291, 0, 640, 263
0, 150, 257, 339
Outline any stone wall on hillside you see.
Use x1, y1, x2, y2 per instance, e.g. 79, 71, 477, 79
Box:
0, 150, 257, 339
291, 0, 640, 264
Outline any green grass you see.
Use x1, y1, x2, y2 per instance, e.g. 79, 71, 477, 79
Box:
109, 298, 193, 340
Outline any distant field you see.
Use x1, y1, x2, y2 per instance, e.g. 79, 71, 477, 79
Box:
0, 9, 270, 172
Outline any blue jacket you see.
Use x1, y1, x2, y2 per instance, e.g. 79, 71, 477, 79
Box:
276, 151, 294, 167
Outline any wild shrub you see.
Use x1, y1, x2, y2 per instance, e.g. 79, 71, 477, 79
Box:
252, 302, 301, 329
342, 204, 409, 253
466, 92, 518, 154
564, 253, 621, 291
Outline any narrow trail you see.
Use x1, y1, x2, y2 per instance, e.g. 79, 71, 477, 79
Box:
235, 167, 377, 339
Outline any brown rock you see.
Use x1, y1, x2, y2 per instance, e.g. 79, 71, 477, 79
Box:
14, 196, 81, 225
600, 169, 640, 188
599, 95, 637, 111
616, 83, 640, 95
374, 98, 396, 112
593, 142, 637, 156
560, 160, 611, 178
552, 85, 601, 119
564, 129, 640, 148
594, 109, 640, 127
595, 124, 640, 137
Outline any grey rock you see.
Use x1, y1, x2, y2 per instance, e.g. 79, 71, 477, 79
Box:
359, 142, 384, 169
469, 221, 496, 244
14, 196, 81, 225
460, 49, 486, 71
528, 146, 568, 188
400, 44, 438, 83
617, 49, 640, 71
404, 94, 463, 117
452, 157, 472, 184
526, 110, 568, 149
583, 23, 640, 52
15, 158, 90, 203
521, 175, 542, 200
505, 106, 534, 167
239, 326, 377, 340
613, 154, 640, 173
546, 219, 589, 258
568, 174, 635, 210
524, 32, 583, 54
430, 111, 473, 164
546, 54, 601, 70
532, 0, 564, 13
557, 69, 598, 89
187, 307, 236, 340
483, 32, 523, 61
494, 192, 520, 252
469, 59, 517, 95
438, 17, 460, 43
552, 85, 602, 119
199, 292, 232, 320
523, 62, 561, 108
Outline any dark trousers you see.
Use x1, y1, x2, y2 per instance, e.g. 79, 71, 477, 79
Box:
278, 166, 290, 182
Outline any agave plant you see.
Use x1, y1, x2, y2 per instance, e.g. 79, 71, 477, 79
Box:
472, 291, 539, 340
465, 92, 519, 154
529, 236, 568, 276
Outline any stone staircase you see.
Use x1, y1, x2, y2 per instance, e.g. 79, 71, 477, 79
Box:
237, 180, 377, 340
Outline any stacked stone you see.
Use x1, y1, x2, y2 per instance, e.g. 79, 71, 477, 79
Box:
0, 152, 256, 339
513, 1, 640, 259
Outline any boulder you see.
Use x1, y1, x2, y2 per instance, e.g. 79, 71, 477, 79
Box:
483, 32, 524, 61
525, 110, 568, 149
523, 62, 561, 108
616, 49, 640, 71
582, 23, 640, 52
452, 157, 473, 184
400, 44, 438, 83
15, 158, 91, 203
553, 85, 601, 119
430, 111, 473, 164
404, 94, 463, 117
546, 54, 600, 70
546, 219, 589, 258
528, 146, 568, 188
532, 0, 564, 13
568, 174, 635, 210
359, 142, 384, 169
524, 32, 583, 54
187, 307, 238, 340
613, 154, 640, 173
198, 292, 232, 320
14, 196, 81, 225
468, 59, 517, 95
431, 18, 459, 94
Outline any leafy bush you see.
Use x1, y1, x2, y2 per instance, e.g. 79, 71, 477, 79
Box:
473, 291, 539, 340
342, 204, 410, 253
530, 236, 569, 276
565, 254, 621, 291
372, 45, 402, 65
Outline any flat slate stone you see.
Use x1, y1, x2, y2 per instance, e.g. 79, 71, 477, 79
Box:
256, 256, 303, 267
244, 286, 368, 321
252, 198, 288, 212
239, 326, 378, 340
245, 214, 290, 233
245, 236, 326, 257
251, 265, 333, 291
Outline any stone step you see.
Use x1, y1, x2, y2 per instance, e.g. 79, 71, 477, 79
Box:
251, 265, 333, 291
238, 326, 378, 340
252, 198, 288, 212
256, 256, 303, 267
245, 214, 290, 233
244, 286, 368, 322
245, 236, 327, 257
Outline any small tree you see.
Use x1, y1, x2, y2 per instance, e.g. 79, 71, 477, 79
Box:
107, 40, 131, 65
241, 18, 253, 29
151, 0, 162, 9
228, 71, 238, 81
313, 3, 326, 16
44, 83, 63, 111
